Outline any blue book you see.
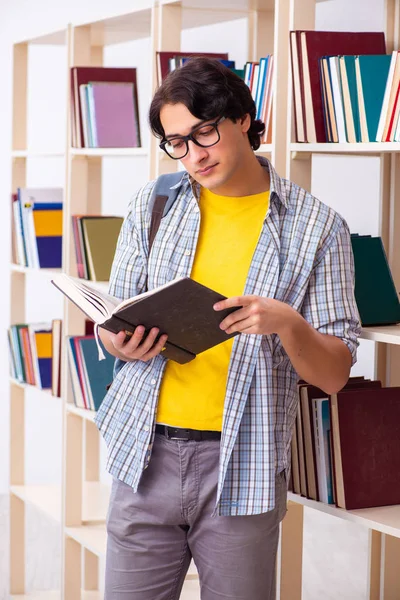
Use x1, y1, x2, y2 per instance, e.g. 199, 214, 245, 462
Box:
321, 399, 334, 504
255, 56, 269, 120
78, 337, 114, 411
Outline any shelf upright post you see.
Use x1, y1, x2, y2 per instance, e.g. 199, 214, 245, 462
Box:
149, 0, 182, 180
62, 21, 104, 600
9, 40, 28, 597
375, 4, 400, 599
277, 1, 315, 598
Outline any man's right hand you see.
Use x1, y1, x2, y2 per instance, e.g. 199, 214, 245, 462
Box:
99, 326, 168, 362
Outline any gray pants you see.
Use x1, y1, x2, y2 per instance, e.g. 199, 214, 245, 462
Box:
105, 432, 287, 600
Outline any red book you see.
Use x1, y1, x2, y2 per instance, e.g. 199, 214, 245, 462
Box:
299, 30, 386, 142
156, 51, 229, 85
330, 386, 400, 510
71, 67, 140, 148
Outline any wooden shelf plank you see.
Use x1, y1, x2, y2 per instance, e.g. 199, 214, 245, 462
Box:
10, 264, 62, 276
10, 378, 54, 395
66, 404, 96, 423
360, 325, 400, 345
288, 493, 400, 538
11, 591, 102, 599
10, 482, 111, 524
70, 147, 149, 157
12, 150, 65, 158
291, 142, 400, 155
11, 485, 61, 522
256, 144, 272, 153
65, 524, 107, 557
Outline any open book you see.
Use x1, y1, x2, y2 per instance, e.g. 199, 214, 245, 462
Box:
51, 274, 240, 364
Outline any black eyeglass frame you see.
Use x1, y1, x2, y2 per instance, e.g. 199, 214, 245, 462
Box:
159, 116, 226, 160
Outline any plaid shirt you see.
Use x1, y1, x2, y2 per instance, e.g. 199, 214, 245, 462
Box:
94, 157, 361, 516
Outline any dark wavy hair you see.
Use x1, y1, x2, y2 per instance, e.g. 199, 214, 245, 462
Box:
149, 57, 265, 150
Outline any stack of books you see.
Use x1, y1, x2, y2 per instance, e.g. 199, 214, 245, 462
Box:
291, 378, 400, 510
67, 334, 114, 411
70, 67, 141, 148
71, 215, 123, 281
289, 30, 386, 142
12, 188, 63, 269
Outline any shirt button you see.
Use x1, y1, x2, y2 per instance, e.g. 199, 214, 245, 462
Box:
151, 379, 157, 385
194, 206, 200, 212
144, 425, 150, 432
184, 250, 191, 256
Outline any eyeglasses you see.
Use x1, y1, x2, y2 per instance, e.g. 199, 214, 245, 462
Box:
160, 116, 226, 160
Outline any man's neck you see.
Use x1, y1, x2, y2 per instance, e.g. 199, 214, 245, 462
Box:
209, 152, 270, 197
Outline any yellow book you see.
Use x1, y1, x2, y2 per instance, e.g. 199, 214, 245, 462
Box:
33, 209, 63, 237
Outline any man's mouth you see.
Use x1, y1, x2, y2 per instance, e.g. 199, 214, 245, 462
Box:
197, 163, 218, 175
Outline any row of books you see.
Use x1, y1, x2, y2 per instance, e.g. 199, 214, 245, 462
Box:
291, 377, 400, 510
8, 315, 112, 414
319, 52, 400, 143
72, 215, 123, 281
8, 320, 61, 392
11, 188, 63, 268
71, 67, 141, 148
290, 29, 387, 143
70, 52, 275, 149
244, 57, 274, 144
67, 334, 114, 411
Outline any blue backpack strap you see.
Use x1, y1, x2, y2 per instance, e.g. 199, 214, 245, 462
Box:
148, 171, 185, 240
112, 171, 185, 380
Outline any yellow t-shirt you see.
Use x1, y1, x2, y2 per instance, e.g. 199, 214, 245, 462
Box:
156, 187, 270, 431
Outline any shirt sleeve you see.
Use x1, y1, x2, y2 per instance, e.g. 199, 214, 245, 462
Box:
108, 187, 148, 302
300, 218, 362, 366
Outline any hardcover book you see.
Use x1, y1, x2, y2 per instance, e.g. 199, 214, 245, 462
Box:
51, 274, 240, 364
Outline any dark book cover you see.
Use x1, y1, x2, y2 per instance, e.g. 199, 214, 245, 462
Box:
71, 67, 140, 148
332, 387, 400, 510
351, 235, 400, 326
103, 278, 240, 364
301, 30, 386, 142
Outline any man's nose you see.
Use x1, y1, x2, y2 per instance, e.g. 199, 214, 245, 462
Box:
187, 140, 208, 161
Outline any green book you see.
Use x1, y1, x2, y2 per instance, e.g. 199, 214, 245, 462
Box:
356, 55, 392, 141
81, 216, 123, 282
351, 235, 400, 326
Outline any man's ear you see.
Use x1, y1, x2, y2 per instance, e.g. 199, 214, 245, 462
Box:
240, 113, 251, 133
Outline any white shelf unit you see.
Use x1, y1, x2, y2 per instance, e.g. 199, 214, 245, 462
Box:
8, 0, 400, 599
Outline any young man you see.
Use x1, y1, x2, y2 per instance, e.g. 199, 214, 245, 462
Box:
96, 58, 361, 599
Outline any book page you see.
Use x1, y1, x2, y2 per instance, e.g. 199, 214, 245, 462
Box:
51, 274, 120, 323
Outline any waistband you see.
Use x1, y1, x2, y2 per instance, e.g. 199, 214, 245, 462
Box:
155, 424, 221, 441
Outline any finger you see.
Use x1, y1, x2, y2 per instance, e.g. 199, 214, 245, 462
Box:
225, 316, 258, 335
213, 296, 252, 311
219, 306, 252, 331
133, 327, 161, 357
111, 329, 135, 350
139, 334, 168, 362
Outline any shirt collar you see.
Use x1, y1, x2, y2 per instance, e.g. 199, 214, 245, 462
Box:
169, 154, 291, 211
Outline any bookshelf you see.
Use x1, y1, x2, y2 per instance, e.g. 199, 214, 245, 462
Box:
7, 1, 400, 600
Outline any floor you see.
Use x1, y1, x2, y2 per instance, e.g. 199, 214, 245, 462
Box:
0, 494, 369, 600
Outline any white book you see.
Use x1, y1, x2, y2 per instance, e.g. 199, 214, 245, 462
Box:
329, 56, 347, 143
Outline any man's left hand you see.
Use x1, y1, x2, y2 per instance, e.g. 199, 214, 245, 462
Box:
214, 296, 296, 336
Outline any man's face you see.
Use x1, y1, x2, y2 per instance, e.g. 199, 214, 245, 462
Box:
159, 103, 251, 193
